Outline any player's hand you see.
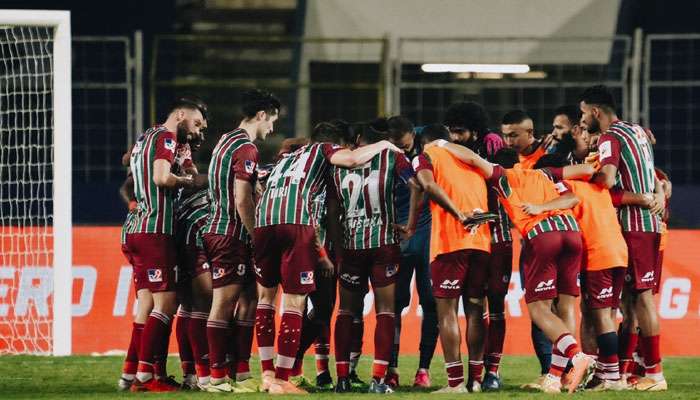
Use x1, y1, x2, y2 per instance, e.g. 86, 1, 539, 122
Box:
639, 193, 656, 209
393, 223, 415, 241
521, 203, 544, 216
650, 192, 666, 216
178, 174, 194, 188
317, 256, 335, 278
542, 133, 557, 151
662, 179, 672, 200
380, 140, 403, 153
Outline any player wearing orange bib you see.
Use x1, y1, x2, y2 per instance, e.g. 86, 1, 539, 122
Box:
413, 125, 491, 393
535, 153, 628, 391
434, 143, 596, 394
501, 110, 547, 169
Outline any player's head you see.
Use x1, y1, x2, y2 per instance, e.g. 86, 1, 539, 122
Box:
311, 121, 342, 144
443, 101, 490, 146
358, 117, 389, 145
494, 147, 519, 169
578, 85, 617, 135
168, 95, 208, 143
329, 119, 355, 147
552, 105, 581, 140
501, 110, 534, 154
418, 123, 450, 147
240, 89, 282, 140
386, 115, 415, 154
533, 153, 568, 169
277, 137, 310, 159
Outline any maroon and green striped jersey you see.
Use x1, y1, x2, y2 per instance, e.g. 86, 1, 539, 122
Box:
332, 149, 415, 250
120, 210, 136, 245
598, 120, 661, 233
127, 126, 177, 235
204, 128, 258, 240
256, 142, 342, 227
311, 187, 329, 246
488, 190, 512, 243
176, 189, 210, 249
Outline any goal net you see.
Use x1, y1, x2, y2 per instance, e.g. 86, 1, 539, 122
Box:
0, 10, 72, 355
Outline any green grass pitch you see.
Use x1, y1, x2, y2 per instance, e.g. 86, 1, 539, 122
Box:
0, 355, 696, 399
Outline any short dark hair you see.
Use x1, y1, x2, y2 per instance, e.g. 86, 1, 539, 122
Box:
501, 109, 531, 125
170, 95, 209, 121
443, 101, 490, 135
420, 123, 450, 144
359, 118, 389, 144
311, 122, 341, 143
494, 147, 519, 168
554, 105, 582, 126
328, 119, 355, 145
578, 85, 616, 113
241, 89, 281, 119
387, 115, 414, 141
533, 153, 569, 169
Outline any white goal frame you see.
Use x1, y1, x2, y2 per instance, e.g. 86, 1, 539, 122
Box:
1, 10, 72, 356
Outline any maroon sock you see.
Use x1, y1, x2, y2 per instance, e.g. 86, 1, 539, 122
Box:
292, 357, 304, 376
227, 320, 238, 379
123, 322, 144, 376
207, 319, 231, 380
445, 361, 464, 387
188, 312, 210, 378
315, 325, 331, 374
468, 360, 484, 383
642, 335, 662, 376
175, 310, 194, 375
350, 316, 364, 357
235, 318, 255, 376
255, 304, 276, 373
153, 315, 173, 378
275, 311, 303, 381
137, 311, 172, 380
334, 311, 353, 379
485, 313, 505, 374
372, 312, 394, 381
618, 326, 638, 374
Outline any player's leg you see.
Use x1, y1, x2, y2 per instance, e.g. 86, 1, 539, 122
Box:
252, 225, 282, 388
482, 242, 512, 390
464, 250, 489, 392
388, 249, 415, 388
189, 267, 213, 388
207, 283, 244, 387
414, 243, 438, 387
431, 251, 469, 393
120, 287, 152, 389
306, 264, 336, 389
232, 282, 257, 389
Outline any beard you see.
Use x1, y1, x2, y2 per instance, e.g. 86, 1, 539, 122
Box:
587, 117, 601, 135
176, 120, 190, 143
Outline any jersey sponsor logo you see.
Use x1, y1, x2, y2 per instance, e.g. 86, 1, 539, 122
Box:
385, 264, 398, 278
236, 264, 246, 276
411, 157, 421, 171
340, 273, 361, 285
147, 268, 163, 283
642, 271, 655, 283
244, 160, 256, 174
599, 141, 612, 160
212, 267, 226, 280
597, 286, 614, 300
534, 279, 555, 292
164, 138, 176, 152
202, 262, 210, 270
439, 279, 460, 290
300, 271, 314, 285
254, 265, 262, 277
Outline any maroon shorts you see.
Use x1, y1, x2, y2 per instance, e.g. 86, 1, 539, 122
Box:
486, 241, 513, 298
653, 250, 664, 295
177, 243, 211, 283
125, 233, 176, 292
202, 233, 253, 289
622, 231, 660, 292
339, 245, 400, 292
430, 249, 490, 299
521, 231, 582, 303
121, 242, 135, 266
253, 224, 318, 294
581, 267, 625, 309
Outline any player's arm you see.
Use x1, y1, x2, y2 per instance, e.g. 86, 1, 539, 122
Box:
416, 169, 468, 223
591, 134, 620, 189
428, 140, 494, 178
394, 178, 422, 241
235, 179, 256, 235
119, 174, 136, 210
562, 163, 595, 180
153, 159, 193, 188
650, 177, 666, 216
329, 140, 402, 168
521, 192, 579, 216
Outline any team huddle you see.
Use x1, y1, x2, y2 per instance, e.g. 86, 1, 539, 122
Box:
117, 85, 671, 394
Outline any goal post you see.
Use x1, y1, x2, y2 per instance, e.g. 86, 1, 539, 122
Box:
0, 10, 72, 356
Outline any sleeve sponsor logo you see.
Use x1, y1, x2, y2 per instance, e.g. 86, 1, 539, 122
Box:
245, 159, 256, 174
411, 157, 420, 171
599, 141, 612, 160
164, 138, 176, 152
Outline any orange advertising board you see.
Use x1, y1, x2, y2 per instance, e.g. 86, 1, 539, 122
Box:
1, 227, 699, 355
